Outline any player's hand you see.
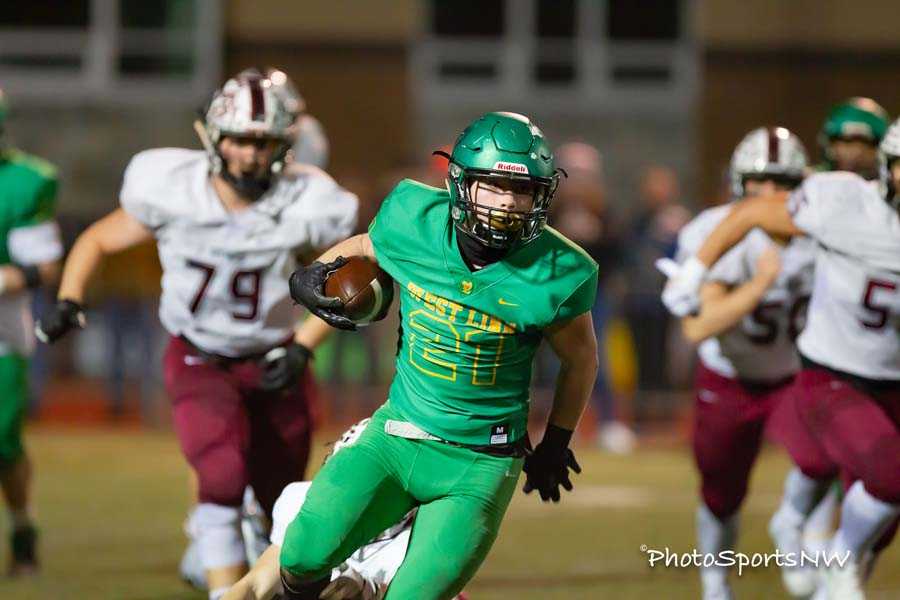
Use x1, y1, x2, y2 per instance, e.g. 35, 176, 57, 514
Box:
522, 424, 581, 503
35, 299, 86, 344
259, 342, 313, 392
320, 566, 376, 600
754, 245, 782, 286
288, 257, 357, 331
657, 256, 707, 317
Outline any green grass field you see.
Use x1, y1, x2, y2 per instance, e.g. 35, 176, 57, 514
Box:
0, 427, 897, 599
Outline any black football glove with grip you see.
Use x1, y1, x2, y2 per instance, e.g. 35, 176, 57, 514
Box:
259, 342, 313, 392
289, 257, 357, 331
35, 299, 87, 344
522, 424, 581, 502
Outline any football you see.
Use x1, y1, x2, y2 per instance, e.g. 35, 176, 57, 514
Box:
324, 256, 394, 325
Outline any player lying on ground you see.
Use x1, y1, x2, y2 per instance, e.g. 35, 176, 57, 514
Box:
223, 420, 467, 600
0, 87, 63, 576
664, 126, 815, 600
662, 117, 900, 600
35, 71, 358, 599
283, 112, 599, 599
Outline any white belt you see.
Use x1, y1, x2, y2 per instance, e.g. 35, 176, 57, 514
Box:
384, 419, 443, 442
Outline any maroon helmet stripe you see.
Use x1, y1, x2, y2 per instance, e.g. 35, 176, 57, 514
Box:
247, 76, 265, 122
768, 127, 780, 164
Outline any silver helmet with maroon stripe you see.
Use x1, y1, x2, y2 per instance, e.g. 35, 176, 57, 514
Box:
729, 126, 809, 199
202, 71, 295, 198
878, 118, 900, 207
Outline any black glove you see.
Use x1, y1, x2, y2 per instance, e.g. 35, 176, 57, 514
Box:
35, 299, 86, 344
259, 342, 312, 392
522, 424, 581, 503
288, 257, 357, 331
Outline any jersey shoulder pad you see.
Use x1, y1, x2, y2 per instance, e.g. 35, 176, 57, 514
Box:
275, 165, 360, 251
677, 205, 730, 259
515, 226, 598, 323
802, 171, 869, 204
3, 149, 59, 226
790, 171, 872, 238
369, 179, 448, 256
120, 148, 205, 228
5, 149, 57, 182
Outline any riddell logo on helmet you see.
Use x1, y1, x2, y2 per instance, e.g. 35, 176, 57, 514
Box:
493, 161, 529, 174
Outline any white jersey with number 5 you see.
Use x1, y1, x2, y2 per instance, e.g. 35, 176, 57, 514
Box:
788, 171, 900, 380
677, 204, 815, 381
120, 148, 358, 356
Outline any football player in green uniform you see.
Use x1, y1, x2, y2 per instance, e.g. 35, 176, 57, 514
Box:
816, 97, 890, 179
283, 112, 599, 599
0, 88, 63, 575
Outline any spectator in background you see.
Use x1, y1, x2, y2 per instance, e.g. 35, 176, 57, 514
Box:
552, 142, 636, 453
623, 165, 690, 422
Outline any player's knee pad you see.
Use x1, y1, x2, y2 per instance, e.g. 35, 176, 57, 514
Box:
190, 503, 245, 570
280, 568, 331, 600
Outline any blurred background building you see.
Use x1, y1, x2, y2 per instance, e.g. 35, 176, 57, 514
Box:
4, 0, 900, 438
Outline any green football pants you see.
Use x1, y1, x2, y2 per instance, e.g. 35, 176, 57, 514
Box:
0, 352, 28, 468
280, 403, 524, 599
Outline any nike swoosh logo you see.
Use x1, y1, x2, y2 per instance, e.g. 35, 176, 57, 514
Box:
498, 298, 519, 306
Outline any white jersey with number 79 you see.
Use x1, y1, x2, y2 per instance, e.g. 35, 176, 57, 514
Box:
119, 148, 358, 357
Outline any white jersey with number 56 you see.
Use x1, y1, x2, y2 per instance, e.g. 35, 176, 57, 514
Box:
120, 148, 358, 356
677, 205, 815, 382
787, 171, 900, 380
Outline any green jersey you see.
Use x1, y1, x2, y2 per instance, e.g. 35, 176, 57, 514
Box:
0, 148, 60, 354
369, 179, 597, 446
0, 148, 58, 265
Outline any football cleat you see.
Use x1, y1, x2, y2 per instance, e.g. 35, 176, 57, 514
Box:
768, 508, 818, 597
819, 558, 865, 600
596, 421, 637, 454
8, 525, 39, 577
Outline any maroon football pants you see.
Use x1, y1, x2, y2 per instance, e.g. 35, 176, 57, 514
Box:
793, 367, 900, 505
794, 367, 900, 552
163, 336, 314, 516
692, 364, 797, 519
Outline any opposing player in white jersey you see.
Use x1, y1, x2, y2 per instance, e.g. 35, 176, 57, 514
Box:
662, 119, 900, 599
176, 67, 336, 593
223, 421, 468, 600
35, 71, 358, 599
667, 127, 813, 600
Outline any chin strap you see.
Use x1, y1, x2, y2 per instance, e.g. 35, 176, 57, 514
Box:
219, 168, 272, 200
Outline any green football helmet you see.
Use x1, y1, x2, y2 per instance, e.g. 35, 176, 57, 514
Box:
819, 97, 890, 163
440, 112, 562, 249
